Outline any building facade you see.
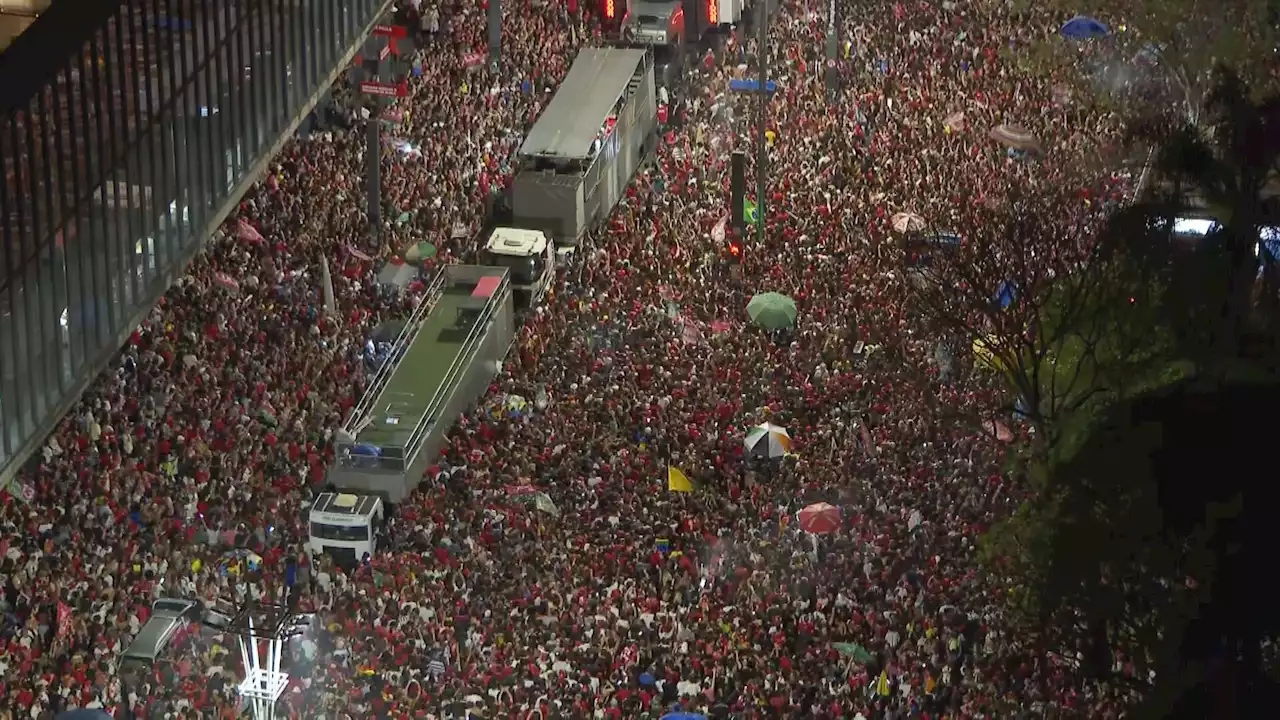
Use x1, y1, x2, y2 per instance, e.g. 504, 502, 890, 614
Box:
0, 0, 389, 483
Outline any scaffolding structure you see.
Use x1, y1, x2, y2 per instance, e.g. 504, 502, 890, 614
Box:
228, 601, 303, 720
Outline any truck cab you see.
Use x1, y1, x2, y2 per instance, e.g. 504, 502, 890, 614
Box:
481, 227, 556, 309
625, 0, 684, 46
308, 492, 385, 567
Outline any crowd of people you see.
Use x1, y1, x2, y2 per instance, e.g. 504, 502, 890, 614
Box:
0, 0, 1147, 717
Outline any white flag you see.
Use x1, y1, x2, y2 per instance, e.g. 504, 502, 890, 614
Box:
321, 255, 335, 315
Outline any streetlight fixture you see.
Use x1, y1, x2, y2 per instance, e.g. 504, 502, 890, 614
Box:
227, 601, 308, 720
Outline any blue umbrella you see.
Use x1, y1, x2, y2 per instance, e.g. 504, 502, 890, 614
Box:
926, 232, 962, 247
639, 671, 657, 686
995, 281, 1017, 309
661, 714, 708, 720
1060, 16, 1109, 40
58, 711, 113, 720
1014, 395, 1032, 420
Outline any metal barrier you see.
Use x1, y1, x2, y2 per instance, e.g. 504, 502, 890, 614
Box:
342, 270, 449, 436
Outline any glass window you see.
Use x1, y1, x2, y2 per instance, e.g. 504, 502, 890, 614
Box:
310, 521, 370, 542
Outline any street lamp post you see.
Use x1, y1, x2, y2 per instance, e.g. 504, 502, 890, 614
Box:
230, 601, 307, 720
756, 0, 769, 245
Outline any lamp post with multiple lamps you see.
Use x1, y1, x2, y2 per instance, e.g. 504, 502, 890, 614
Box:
228, 600, 308, 720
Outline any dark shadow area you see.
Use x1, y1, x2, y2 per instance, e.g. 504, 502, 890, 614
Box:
1065, 377, 1280, 719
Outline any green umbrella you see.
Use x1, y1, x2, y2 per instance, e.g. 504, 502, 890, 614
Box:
747, 292, 798, 329
832, 642, 875, 664
396, 211, 412, 226
404, 241, 437, 264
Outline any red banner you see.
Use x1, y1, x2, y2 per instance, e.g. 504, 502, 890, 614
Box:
372, 24, 407, 38
360, 80, 408, 98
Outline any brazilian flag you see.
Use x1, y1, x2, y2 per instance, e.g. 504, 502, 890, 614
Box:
743, 197, 760, 225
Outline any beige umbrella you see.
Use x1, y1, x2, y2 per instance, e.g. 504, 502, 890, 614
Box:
943, 111, 966, 131
891, 212, 926, 234
988, 124, 1040, 151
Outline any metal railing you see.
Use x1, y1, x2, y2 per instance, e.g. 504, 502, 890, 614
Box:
334, 441, 407, 472
342, 270, 449, 436
402, 273, 510, 463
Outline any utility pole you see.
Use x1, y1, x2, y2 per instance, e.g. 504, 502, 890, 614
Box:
361, 23, 411, 243
365, 50, 382, 236
756, 0, 768, 245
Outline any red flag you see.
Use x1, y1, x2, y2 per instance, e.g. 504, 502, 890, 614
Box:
347, 245, 373, 262
57, 601, 73, 638
237, 219, 265, 244
212, 272, 240, 292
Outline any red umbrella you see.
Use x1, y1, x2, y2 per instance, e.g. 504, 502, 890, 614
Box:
797, 502, 842, 534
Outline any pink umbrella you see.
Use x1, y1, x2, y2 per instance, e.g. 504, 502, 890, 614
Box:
797, 502, 842, 534
983, 419, 1014, 442
890, 212, 926, 234
988, 124, 1040, 151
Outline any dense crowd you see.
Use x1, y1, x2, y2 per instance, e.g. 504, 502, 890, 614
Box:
1, 0, 1144, 717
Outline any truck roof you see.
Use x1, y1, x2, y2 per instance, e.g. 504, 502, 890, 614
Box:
518, 47, 649, 160
485, 227, 549, 257
311, 492, 383, 518
631, 0, 680, 18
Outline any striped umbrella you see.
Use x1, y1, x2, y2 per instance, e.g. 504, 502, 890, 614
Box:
744, 422, 791, 459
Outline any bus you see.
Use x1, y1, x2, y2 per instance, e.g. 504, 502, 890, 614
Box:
308, 492, 385, 566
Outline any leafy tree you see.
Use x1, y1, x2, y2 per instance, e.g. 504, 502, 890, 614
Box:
1126, 66, 1280, 369
985, 375, 1280, 717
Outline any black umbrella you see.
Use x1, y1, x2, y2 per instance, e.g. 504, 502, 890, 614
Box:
372, 319, 408, 343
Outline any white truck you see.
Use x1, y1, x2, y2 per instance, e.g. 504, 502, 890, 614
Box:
308, 492, 386, 566
480, 227, 574, 309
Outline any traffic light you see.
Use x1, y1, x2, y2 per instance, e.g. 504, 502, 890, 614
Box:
729, 239, 742, 259
707, 0, 718, 24
604, 0, 616, 19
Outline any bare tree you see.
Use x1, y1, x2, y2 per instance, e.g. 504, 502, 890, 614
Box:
909, 184, 1170, 444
